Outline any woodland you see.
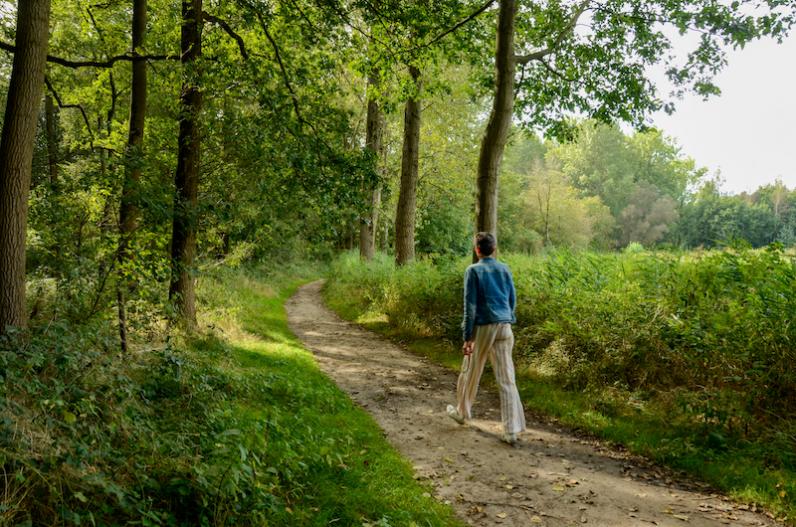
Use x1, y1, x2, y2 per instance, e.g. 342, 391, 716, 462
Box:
1, 0, 796, 524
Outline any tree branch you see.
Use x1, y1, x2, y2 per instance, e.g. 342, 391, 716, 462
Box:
590, 4, 714, 37
515, 0, 589, 65
539, 57, 577, 82
357, 0, 402, 42
281, 0, 321, 34
44, 76, 94, 141
254, 11, 305, 125
203, 11, 249, 59
317, 0, 402, 64
0, 40, 178, 68
514, 61, 527, 98
515, 47, 552, 64
416, 0, 496, 51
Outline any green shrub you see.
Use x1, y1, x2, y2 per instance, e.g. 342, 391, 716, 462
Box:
327, 246, 796, 429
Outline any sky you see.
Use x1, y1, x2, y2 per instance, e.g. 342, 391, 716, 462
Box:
648, 33, 796, 195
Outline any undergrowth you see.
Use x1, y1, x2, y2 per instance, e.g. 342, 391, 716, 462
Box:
0, 262, 460, 526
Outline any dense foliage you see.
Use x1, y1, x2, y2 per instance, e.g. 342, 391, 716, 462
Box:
494, 123, 796, 253
1, 0, 795, 522
369, 117, 796, 257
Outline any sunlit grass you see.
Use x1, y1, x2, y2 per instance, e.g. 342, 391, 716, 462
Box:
195, 263, 463, 526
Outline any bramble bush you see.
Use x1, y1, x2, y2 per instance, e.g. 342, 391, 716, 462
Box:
0, 316, 291, 525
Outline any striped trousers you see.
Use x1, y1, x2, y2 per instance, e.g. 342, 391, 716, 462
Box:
456, 323, 526, 435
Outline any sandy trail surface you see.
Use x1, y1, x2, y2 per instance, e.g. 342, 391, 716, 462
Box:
286, 280, 777, 527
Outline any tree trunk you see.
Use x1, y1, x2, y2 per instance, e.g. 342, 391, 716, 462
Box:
475, 0, 516, 247
395, 66, 422, 266
0, 0, 51, 333
118, 0, 147, 352
44, 95, 58, 187
169, 0, 202, 327
359, 74, 385, 261
119, 0, 147, 246
359, 181, 380, 259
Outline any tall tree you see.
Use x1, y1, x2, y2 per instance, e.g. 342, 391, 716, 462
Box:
0, 0, 52, 332
475, 0, 792, 245
475, 0, 517, 243
118, 0, 148, 351
169, 0, 203, 326
359, 70, 385, 261
394, 65, 422, 265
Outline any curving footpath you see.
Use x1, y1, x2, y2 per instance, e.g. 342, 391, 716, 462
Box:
286, 280, 778, 527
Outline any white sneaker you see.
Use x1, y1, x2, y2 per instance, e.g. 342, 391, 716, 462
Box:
446, 404, 465, 425
501, 432, 518, 445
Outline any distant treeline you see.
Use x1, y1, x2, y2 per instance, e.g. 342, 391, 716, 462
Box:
424, 120, 795, 255
496, 122, 796, 253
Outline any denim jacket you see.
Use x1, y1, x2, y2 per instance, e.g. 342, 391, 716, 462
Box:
461, 257, 516, 341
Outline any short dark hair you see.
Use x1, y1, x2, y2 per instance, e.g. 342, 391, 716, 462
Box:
475, 232, 496, 256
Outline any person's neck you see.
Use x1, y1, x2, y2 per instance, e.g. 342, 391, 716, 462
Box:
478, 254, 495, 261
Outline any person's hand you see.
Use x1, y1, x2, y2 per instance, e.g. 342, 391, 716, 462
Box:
462, 340, 474, 356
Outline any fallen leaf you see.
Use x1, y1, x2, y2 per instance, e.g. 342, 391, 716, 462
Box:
672, 514, 690, 521
497, 512, 507, 519
531, 516, 543, 523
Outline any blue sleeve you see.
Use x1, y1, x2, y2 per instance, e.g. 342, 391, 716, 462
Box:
461, 267, 477, 341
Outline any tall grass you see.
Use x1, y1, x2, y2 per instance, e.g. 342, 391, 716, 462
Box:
328, 248, 796, 417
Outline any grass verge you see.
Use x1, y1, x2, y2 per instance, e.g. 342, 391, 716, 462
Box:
190, 264, 464, 526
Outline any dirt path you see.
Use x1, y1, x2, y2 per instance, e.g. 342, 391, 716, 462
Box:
286, 280, 777, 527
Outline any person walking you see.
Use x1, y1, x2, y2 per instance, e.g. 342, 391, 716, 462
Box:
447, 232, 526, 444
